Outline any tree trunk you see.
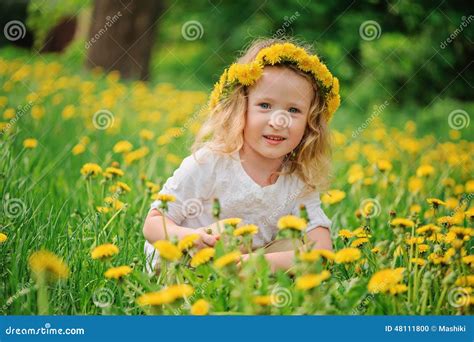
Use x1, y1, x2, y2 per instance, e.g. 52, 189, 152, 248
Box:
85, 0, 163, 81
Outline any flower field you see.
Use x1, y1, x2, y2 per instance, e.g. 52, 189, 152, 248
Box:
0, 56, 473, 315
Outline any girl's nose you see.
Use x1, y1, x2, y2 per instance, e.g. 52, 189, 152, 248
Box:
269, 110, 292, 130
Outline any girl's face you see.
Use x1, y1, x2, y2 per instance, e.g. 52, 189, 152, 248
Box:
243, 66, 314, 161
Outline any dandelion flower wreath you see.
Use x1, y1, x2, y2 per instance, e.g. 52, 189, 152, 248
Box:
208, 42, 341, 121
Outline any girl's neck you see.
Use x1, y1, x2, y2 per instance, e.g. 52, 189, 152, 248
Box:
239, 143, 284, 186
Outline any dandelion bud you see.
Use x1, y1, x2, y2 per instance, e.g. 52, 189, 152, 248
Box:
389, 210, 396, 218
212, 198, 221, 219
299, 204, 308, 223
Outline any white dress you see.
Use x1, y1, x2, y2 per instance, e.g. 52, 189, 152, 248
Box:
144, 147, 332, 272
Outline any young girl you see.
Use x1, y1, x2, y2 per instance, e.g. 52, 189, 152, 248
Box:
143, 38, 341, 273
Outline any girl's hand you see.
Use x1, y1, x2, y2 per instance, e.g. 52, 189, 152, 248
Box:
193, 227, 220, 249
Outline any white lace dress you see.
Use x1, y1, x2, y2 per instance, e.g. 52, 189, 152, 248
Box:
144, 147, 332, 272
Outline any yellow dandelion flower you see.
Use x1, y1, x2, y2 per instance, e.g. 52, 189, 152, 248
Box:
416, 224, 441, 235
156, 194, 176, 203
80, 163, 102, 177
137, 291, 175, 306
335, 248, 361, 263
376, 159, 392, 172
91, 243, 119, 260
295, 271, 331, 290
390, 218, 415, 228
409, 204, 422, 214
29, 250, 69, 280
190, 248, 215, 267
418, 244, 429, 253
166, 284, 194, 299
72, 143, 86, 155
233, 224, 258, 237
103, 167, 124, 178
338, 229, 353, 239
368, 268, 405, 294
461, 255, 474, 267
191, 299, 210, 315
139, 129, 154, 141
408, 177, 423, 194
389, 284, 408, 295
113, 140, 133, 153
104, 265, 132, 280
154, 240, 182, 262
410, 258, 426, 266
277, 215, 307, 231
110, 181, 131, 193
0, 232, 7, 243
23, 138, 38, 149
178, 234, 200, 251
222, 217, 242, 227
416, 164, 435, 177
371, 247, 380, 254
252, 295, 276, 306
214, 251, 241, 269
351, 238, 369, 248
455, 276, 474, 287
427, 198, 446, 207
321, 190, 346, 205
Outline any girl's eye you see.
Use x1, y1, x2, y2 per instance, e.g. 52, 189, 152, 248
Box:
258, 103, 270, 109
288, 107, 300, 114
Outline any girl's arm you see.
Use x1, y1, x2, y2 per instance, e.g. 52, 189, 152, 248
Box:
143, 209, 219, 248
259, 227, 333, 272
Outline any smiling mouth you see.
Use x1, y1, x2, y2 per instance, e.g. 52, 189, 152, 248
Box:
263, 135, 286, 141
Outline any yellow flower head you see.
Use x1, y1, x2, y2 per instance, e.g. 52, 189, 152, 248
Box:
222, 217, 242, 227
233, 224, 258, 237
156, 194, 176, 203
80, 163, 102, 177
137, 284, 194, 306
277, 215, 307, 231
29, 250, 69, 280
23, 138, 38, 149
113, 140, 133, 154
178, 234, 200, 251
214, 251, 241, 269
191, 299, 210, 315
368, 268, 405, 294
104, 265, 132, 280
91, 243, 119, 260
0, 232, 7, 243
190, 248, 215, 267
154, 240, 182, 262
390, 218, 415, 228
296, 271, 331, 290
321, 190, 346, 205
103, 167, 124, 178
208, 42, 340, 121
298, 249, 335, 262
335, 248, 361, 264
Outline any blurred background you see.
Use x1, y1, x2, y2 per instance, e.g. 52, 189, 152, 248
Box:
0, 0, 472, 134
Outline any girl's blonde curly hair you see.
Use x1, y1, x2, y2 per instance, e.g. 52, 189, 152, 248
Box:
192, 37, 332, 194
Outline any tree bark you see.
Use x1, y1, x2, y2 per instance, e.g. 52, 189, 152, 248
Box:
85, 0, 163, 80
